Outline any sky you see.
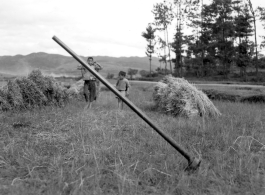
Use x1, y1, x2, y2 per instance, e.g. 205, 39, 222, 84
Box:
0, 0, 265, 57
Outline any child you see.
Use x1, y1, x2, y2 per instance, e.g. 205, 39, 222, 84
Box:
77, 57, 102, 109
116, 71, 130, 110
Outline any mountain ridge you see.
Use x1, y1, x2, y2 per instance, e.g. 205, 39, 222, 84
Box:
0, 52, 161, 77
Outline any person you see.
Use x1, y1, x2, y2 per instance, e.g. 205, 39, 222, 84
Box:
116, 71, 130, 110
77, 57, 102, 109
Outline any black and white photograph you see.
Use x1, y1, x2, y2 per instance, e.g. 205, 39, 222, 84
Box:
1, 0, 265, 194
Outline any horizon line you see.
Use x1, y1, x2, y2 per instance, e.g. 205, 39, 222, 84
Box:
0, 52, 157, 58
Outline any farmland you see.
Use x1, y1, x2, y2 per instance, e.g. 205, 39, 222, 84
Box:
0, 78, 265, 194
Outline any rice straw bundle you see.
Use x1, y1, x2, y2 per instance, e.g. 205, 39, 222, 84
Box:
6, 80, 24, 109
0, 88, 11, 111
0, 70, 75, 111
153, 75, 221, 118
52, 82, 69, 106
27, 69, 72, 105
28, 69, 50, 93
15, 77, 47, 108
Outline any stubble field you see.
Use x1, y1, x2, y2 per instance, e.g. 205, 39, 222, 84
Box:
0, 81, 265, 194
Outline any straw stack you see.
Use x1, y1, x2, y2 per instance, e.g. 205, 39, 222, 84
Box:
0, 69, 73, 111
153, 75, 221, 118
15, 77, 47, 108
0, 87, 11, 111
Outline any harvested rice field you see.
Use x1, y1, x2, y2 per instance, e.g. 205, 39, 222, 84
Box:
0, 75, 265, 194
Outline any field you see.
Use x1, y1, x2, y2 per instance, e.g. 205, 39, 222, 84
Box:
0, 81, 265, 194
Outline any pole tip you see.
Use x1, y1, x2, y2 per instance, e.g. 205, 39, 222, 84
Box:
52, 35, 58, 41
184, 157, 201, 173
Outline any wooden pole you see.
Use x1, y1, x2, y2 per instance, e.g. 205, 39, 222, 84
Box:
52, 35, 201, 172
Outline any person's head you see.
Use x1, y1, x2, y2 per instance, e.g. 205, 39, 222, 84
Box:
87, 57, 94, 65
118, 71, 126, 79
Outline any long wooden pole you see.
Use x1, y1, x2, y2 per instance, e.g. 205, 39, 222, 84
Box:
52, 35, 201, 171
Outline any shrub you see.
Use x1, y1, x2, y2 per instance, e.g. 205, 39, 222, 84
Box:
153, 75, 221, 118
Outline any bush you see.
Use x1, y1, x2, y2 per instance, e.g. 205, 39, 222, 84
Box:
153, 75, 221, 118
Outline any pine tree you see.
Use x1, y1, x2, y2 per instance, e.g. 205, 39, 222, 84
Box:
142, 24, 156, 75
152, 0, 174, 74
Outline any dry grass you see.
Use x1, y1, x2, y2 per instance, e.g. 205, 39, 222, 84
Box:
0, 82, 265, 194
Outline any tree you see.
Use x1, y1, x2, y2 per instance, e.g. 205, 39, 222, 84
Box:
142, 24, 156, 75
258, 7, 265, 48
186, 0, 236, 78
172, 27, 184, 77
152, 0, 174, 74
127, 68, 138, 79
184, 0, 207, 77
234, 2, 254, 80
156, 38, 168, 74
139, 70, 149, 77
247, 0, 258, 77
171, 0, 191, 77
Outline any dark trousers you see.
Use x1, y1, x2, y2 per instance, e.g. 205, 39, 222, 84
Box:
84, 80, 96, 102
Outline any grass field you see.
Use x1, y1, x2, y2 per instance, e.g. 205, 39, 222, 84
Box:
0, 81, 265, 194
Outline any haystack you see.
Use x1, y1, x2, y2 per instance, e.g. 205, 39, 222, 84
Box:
66, 79, 84, 98
0, 88, 11, 111
28, 70, 59, 101
153, 75, 221, 118
6, 80, 24, 109
28, 69, 72, 105
0, 69, 77, 111
28, 69, 49, 93
52, 82, 69, 105
15, 77, 47, 107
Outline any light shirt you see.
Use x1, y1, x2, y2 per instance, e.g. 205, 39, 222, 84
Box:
78, 62, 102, 81
81, 65, 96, 80
116, 78, 130, 91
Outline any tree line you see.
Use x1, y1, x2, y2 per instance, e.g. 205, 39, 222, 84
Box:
142, 0, 265, 81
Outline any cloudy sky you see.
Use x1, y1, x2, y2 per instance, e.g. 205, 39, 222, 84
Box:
1, 0, 265, 57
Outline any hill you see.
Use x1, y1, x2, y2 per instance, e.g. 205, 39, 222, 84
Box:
0, 52, 161, 77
